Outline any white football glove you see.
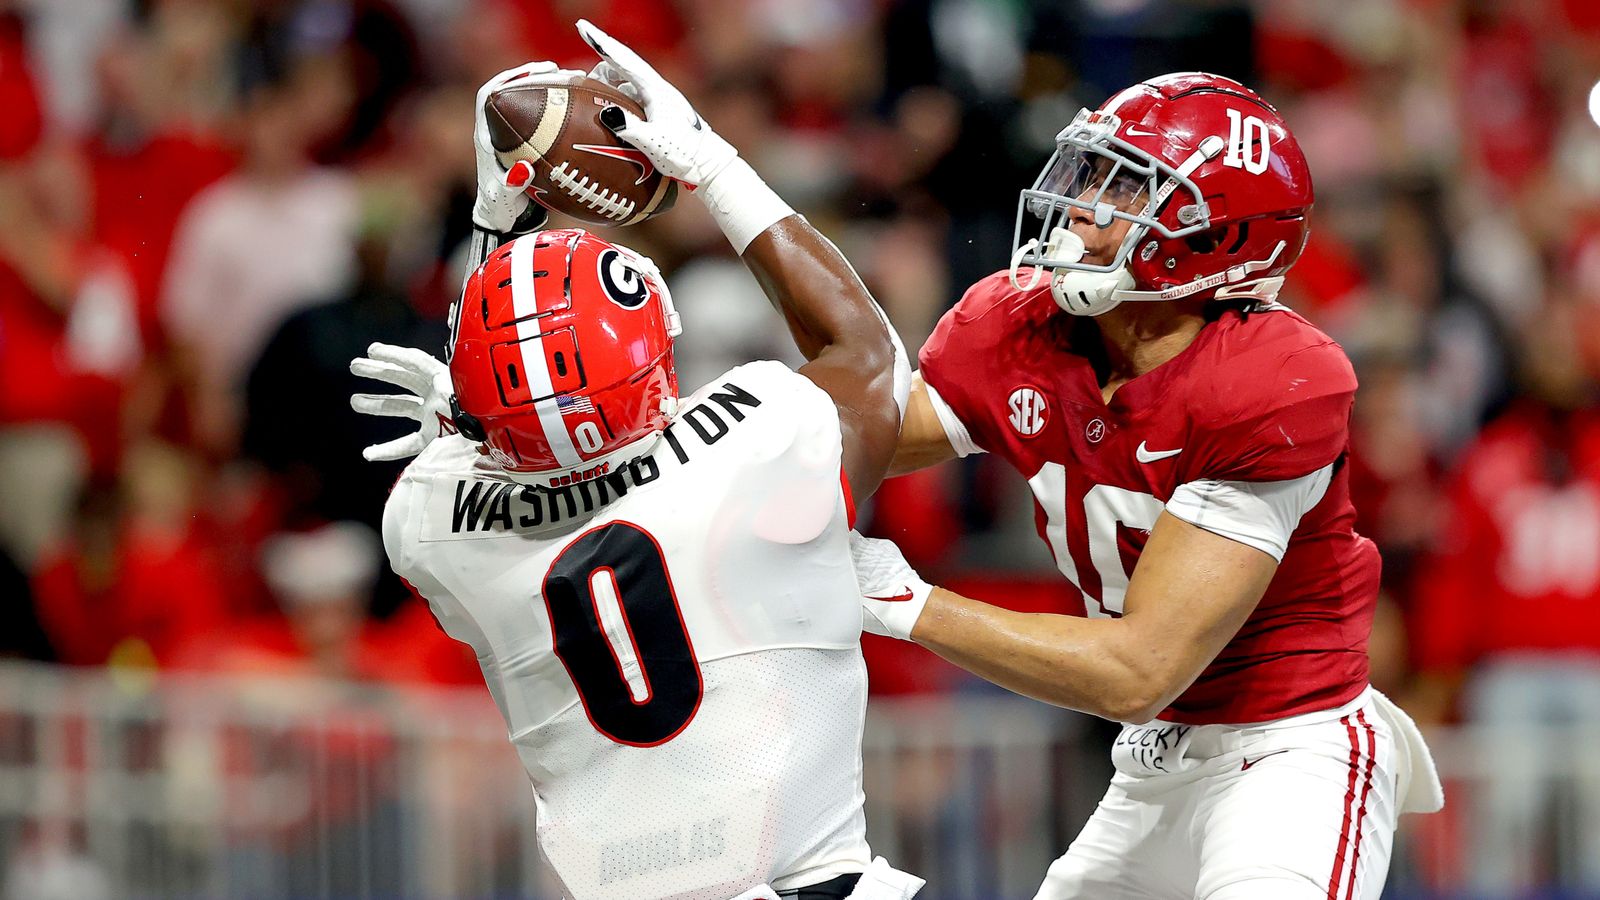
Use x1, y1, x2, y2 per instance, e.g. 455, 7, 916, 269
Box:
473, 61, 584, 233
850, 532, 935, 642
576, 19, 738, 190
350, 343, 457, 462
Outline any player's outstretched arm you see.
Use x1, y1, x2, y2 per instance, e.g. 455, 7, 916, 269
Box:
738, 222, 903, 496
853, 514, 1277, 723
579, 21, 905, 496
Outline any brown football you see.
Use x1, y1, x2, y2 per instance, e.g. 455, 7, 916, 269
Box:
484, 73, 677, 228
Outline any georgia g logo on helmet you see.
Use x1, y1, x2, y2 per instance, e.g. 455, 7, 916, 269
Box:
597, 248, 651, 310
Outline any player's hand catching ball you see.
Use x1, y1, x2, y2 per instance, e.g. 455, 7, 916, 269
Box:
850, 532, 935, 642
473, 61, 584, 233
576, 19, 738, 190
350, 343, 456, 461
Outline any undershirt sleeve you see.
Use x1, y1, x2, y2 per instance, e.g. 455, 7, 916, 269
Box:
922, 379, 987, 458
1164, 462, 1334, 561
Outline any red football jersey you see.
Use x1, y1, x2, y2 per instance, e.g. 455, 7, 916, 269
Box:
919, 271, 1381, 725
1411, 406, 1600, 671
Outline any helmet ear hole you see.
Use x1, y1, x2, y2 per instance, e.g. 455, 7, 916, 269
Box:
450, 395, 487, 442
1182, 221, 1252, 256
1185, 226, 1226, 254
1226, 220, 1251, 254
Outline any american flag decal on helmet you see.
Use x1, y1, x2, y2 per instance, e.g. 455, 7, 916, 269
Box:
556, 394, 596, 414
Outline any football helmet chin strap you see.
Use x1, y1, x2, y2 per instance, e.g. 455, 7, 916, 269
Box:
1009, 227, 1291, 318
616, 246, 683, 422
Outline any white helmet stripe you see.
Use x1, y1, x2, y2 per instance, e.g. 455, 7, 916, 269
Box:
510, 236, 583, 469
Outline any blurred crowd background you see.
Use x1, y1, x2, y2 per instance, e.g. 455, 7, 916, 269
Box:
3, 0, 1600, 896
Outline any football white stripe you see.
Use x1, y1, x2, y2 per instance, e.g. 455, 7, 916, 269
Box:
505, 86, 569, 162
532, 87, 569, 158
622, 174, 673, 226
510, 237, 582, 469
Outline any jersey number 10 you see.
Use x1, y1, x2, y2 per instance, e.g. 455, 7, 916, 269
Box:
542, 521, 703, 747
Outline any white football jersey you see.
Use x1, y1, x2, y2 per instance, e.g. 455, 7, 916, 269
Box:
383, 361, 870, 899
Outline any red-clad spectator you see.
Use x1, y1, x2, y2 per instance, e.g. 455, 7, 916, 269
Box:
1411, 328, 1600, 695
178, 521, 445, 685
1346, 356, 1446, 586
499, 0, 684, 72
32, 458, 232, 668
364, 596, 481, 687
0, 12, 42, 161
1411, 403, 1600, 677
0, 139, 145, 567
1279, 230, 1369, 327
84, 30, 236, 336
1456, 9, 1553, 192
1409, 329, 1600, 892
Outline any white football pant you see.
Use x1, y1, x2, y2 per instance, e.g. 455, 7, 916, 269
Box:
1034, 688, 1442, 900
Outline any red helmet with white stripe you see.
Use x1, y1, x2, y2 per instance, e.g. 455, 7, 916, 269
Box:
1012, 72, 1314, 316
448, 229, 680, 485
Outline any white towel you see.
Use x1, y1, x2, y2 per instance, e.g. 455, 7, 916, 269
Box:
1372, 689, 1446, 814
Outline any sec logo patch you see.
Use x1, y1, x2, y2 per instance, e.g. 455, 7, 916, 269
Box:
1007, 387, 1048, 437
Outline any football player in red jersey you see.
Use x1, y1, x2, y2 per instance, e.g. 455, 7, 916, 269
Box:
846, 76, 1445, 899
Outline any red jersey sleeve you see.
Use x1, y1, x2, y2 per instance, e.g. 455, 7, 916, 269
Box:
918, 271, 1056, 455
1183, 321, 1358, 483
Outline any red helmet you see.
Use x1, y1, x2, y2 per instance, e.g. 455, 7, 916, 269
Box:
447, 228, 680, 485
1011, 72, 1314, 316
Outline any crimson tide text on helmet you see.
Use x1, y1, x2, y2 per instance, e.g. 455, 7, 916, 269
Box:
448, 228, 681, 486
1011, 72, 1315, 317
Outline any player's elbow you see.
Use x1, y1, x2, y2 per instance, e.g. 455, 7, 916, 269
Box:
1105, 692, 1169, 726
844, 341, 901, 420
1096, 642, 1186, 724
849, 324, 896, 381
1095, 682, 1169, 725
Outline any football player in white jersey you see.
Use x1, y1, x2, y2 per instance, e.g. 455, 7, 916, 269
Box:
350, 22, 923, 900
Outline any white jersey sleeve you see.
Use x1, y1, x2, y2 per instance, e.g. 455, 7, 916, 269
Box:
1164, 462, 1335, 561
922, 377, 985, 458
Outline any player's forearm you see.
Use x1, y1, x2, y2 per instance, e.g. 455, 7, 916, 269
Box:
466, 208, 546, 273
741, 216, 892, 366
687, 149, 892, 367
466, 227, 503, 274
912, 588, 1175, 723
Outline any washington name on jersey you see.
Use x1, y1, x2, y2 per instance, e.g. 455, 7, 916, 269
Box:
920, 271, 1382, 726
441, 382, 759, 538
384, 361, 871, 899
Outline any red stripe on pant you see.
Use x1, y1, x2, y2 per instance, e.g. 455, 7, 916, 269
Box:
1342, 709, 1379, 900
1325, 715, 1361, 900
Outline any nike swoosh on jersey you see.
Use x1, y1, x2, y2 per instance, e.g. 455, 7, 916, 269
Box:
1239, 749, 1292, 771
866, 588, 915, 603
1135, 441, 1183, 463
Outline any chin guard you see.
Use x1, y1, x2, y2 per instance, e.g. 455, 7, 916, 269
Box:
1008, 227, 1137, 317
